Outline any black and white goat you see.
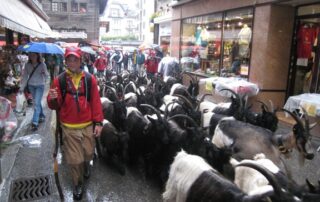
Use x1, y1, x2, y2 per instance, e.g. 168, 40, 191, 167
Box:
212, 108, 316, 167
163, 150, 300, 202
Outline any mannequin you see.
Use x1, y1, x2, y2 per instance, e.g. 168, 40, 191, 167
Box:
238, 24, 252, 57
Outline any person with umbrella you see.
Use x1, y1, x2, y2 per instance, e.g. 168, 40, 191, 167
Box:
19, 52, 49, 131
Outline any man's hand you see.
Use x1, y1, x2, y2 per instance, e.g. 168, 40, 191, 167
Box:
93, 125, 102, 137
49, 87, 59, 99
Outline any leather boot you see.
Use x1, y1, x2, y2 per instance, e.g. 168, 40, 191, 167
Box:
84, 161, 91, 179
73, 182, 83, 201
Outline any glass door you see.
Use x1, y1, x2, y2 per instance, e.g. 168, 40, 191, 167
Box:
288, 4, 320, 95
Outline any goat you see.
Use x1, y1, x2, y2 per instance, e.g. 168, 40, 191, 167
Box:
98, 119, 129, 175
212, 108, 316, 167
163, 150, 299, 202
244, 100, 278, 132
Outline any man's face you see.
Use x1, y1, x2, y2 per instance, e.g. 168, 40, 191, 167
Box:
65, 55, 81, 73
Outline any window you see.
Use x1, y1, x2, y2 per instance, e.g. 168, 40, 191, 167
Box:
60, 2, 67, 12
222, 8, 253, 78
71, 2, 78, 12
80, 3, 87, 13
111, 8, 120, 17
180, 8, 253, 78
51, 2, 58, 12
181, 13, 223, 74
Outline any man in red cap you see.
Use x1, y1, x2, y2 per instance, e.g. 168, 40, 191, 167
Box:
47, 47, 103, 200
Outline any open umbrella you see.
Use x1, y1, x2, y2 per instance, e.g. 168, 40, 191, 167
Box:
80, 46, 97, 55
19, 42, 64, 55
139, 42, 159, 50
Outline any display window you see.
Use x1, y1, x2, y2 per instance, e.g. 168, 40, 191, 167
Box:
180, 8, 253, 78
181, 13, 223, 74
222, 8, 253, 78
289, 4, 320, 95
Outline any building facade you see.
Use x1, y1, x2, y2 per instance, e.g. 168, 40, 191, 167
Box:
170, 0, 320, 109
40, 0, 107, 43
100, 0, 139, 40
153, 0, 173, 55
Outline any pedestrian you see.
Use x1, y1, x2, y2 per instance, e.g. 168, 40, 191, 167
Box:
110, 50, 123, 74
131, 49, 138, 73
136, 49, 145, 75
47, 47, 103, 201
93, 51, 107, 78
144, 50, 158, 79
123, 51, 129, 71
19, 52, 49, 131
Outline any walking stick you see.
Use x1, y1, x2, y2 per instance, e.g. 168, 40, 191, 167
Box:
93, 123, 102, 159
53, 111, 64, 201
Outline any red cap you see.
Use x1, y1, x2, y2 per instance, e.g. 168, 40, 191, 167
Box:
65, 47, 82, 58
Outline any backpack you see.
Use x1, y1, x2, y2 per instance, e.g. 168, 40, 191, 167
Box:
58, 71, 92, 103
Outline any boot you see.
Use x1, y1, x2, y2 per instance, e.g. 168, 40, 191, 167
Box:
83, 161, 91, 179
73, 182, 83, 201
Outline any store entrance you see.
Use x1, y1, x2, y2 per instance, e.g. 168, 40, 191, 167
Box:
288, 5, 320, 96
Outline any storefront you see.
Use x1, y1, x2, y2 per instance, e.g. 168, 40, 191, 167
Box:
171, 0, 320, 109
180, 7, 253, 78
288, 4, 320, 95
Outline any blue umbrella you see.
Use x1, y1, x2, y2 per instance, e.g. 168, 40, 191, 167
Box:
19, 42, 64, 55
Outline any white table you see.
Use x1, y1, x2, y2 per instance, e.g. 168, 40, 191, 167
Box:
284, 93, 320, 117
199, 77, 259, 97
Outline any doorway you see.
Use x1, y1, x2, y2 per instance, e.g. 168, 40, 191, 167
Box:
288, 4, 320, 95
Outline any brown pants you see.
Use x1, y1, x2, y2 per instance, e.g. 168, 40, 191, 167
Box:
61, 124, 95, 185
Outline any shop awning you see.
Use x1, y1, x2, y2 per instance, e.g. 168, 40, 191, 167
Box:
0, 0, 52, 38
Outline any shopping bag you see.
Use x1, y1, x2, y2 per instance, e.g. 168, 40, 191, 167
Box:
15, 92, 27, 115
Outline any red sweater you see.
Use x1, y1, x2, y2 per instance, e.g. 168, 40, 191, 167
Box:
94, 57, 107, 71
144, 57, 158, 73
47, 71, 103, 126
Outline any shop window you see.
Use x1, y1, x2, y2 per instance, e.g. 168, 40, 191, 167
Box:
181, 13, 223, 74
71, 2, 79, 12
51, 2, 58, 12
60, 3, 67, 12
80, 3, 87, 13
222, 8, 253, 78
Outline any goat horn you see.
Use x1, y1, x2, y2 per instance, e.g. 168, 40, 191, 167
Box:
181, 71, 195, 83
105, 85, 118, 101
173, 94, 194, 109
140, 104, 162, 122
256, 100, 269, 112
236, 162, 283, 196
300, 107, 310, 132
196, 93, 212, 111
281, 108, 304, 129
269, 100, 275, 113
306, 179, 316, 193
310, 122, 317, 130
164, 101, 179, 118
219, 88, 241, 103
123, 82, 133, 94
168, 114, 199, 128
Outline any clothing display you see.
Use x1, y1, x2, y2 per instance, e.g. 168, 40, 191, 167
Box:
297, 24, 319, 59
238, 24, 252, 45
238, 24, 252, 58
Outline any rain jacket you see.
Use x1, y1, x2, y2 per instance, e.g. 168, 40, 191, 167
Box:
47, 70, 103, 128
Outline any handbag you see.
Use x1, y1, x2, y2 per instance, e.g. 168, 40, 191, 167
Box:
24, 63, 40, 93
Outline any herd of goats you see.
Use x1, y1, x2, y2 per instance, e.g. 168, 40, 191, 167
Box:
95, 70, 319, 202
